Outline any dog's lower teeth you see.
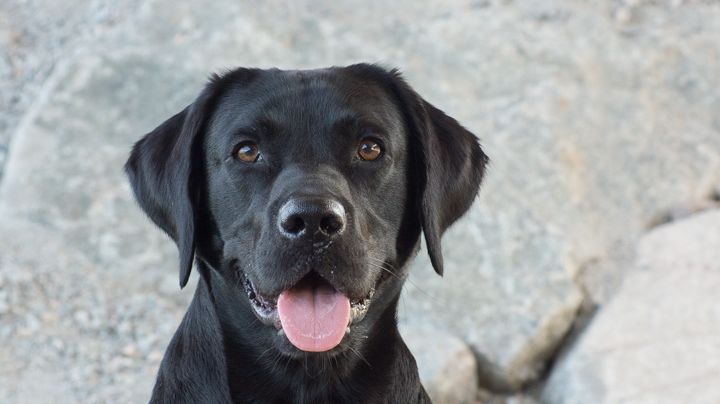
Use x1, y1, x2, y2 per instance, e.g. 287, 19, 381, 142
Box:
242, 271, 378, 328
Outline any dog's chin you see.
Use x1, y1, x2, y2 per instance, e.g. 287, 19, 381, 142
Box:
240, 271, 379, 358
270, 325, 354, 359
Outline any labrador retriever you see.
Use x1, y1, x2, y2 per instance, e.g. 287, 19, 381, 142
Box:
125, 64, 488, 403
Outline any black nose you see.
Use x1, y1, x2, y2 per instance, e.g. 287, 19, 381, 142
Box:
277, 197, 346, 239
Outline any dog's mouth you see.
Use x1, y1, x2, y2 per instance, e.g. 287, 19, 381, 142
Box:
241, 271, 375, 352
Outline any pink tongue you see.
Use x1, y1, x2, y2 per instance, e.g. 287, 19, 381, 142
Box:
277, 281, 351, 352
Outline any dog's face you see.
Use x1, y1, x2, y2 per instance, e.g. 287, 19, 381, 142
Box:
126, 65, 487, 360
202, 69, 413, 355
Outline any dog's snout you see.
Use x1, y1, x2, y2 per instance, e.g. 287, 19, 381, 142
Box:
277, 197, 346, 239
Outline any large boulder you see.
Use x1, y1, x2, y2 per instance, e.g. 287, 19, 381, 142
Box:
398, 0, 720, 388
542, 209, 720, 403
0, 216, 190, 403
402, 327, 479, 404
0, 53, 195, 403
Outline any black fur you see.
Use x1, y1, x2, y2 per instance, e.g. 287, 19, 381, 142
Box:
125, 64, 487, 403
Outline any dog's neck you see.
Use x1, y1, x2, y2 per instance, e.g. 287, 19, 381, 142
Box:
197, 263, 423, 403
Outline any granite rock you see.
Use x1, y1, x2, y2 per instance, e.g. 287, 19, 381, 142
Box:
542, 209, 720, 404
402, 327, 479, 404
1, 0, 720, 399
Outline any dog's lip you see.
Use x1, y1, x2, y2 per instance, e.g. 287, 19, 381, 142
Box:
240, 272, 376, 330
241, 273, 281, 328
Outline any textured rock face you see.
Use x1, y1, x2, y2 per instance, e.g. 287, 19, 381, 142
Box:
0, 0, 144, 179
542, 209, 720, 404
0, 54, 195, 403
400, 0, 720, 389
402, 327, 479, 404
0, 217, 189, 403
1, 0, 719, 401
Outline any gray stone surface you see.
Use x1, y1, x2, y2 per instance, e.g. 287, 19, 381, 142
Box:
397, 0, 720, 389
0, 217, 191, 403
1, 0, 720, 400
0, 0, 143, 179
402, 327, 479, 404
0, 48, 196, 402
542, 209, 720, 404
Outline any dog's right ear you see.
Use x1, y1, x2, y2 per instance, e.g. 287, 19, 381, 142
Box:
125, 69, 260, 288
124, 88, 214, 289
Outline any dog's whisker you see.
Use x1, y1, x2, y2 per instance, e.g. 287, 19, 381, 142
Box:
369, 263, 401, 276
274, 352, 286, 375
255, 346, 275, 364
368, 255, 442, 299
365, 256, 400, 273
366, 261, 444, 304
367, 256, 403, 275
368, 263, 430, 299
265, 351, 281, 375
366, 255, 392, 265
282, 355, 292, 374
367, 262, 402, 279
347, 346, 372, 369
403, 276, 444, 303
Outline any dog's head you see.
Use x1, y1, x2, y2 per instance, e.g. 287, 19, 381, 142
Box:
126, 65, 487, 358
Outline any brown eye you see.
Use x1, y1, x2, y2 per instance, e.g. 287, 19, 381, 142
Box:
235, 141, 260, 163
357, 138, 383, 161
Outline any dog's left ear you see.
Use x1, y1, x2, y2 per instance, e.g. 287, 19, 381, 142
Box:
387, 72, 489, 276
124, 86, 216, 288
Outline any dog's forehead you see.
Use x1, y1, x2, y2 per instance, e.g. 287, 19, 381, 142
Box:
209, 68, 404, 138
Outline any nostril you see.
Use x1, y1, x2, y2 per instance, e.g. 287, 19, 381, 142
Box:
277, 197, 346, 239
320, 215, 344, 235
282, 215, 305, 235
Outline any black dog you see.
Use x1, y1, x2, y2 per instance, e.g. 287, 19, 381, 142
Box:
125, 64, 487, 403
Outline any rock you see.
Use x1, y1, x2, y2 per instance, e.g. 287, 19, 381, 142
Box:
0, 0, 144, 180
2, 0, 720, 398
402, 327, 478, 404
0, 218, 95, 401
648, 198, 720, 227
0, 51, 193, 400
398, 0, 720, 388
542, 209, 720, 403
0, 47, 192, 397
506, 396, 540, 404
399, 210, 584, 390
476, 390, 541, 404
13, 364, 78, 403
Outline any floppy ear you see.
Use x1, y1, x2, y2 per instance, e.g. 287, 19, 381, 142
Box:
125, 91, 213, 288
388, 72, 489, 275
